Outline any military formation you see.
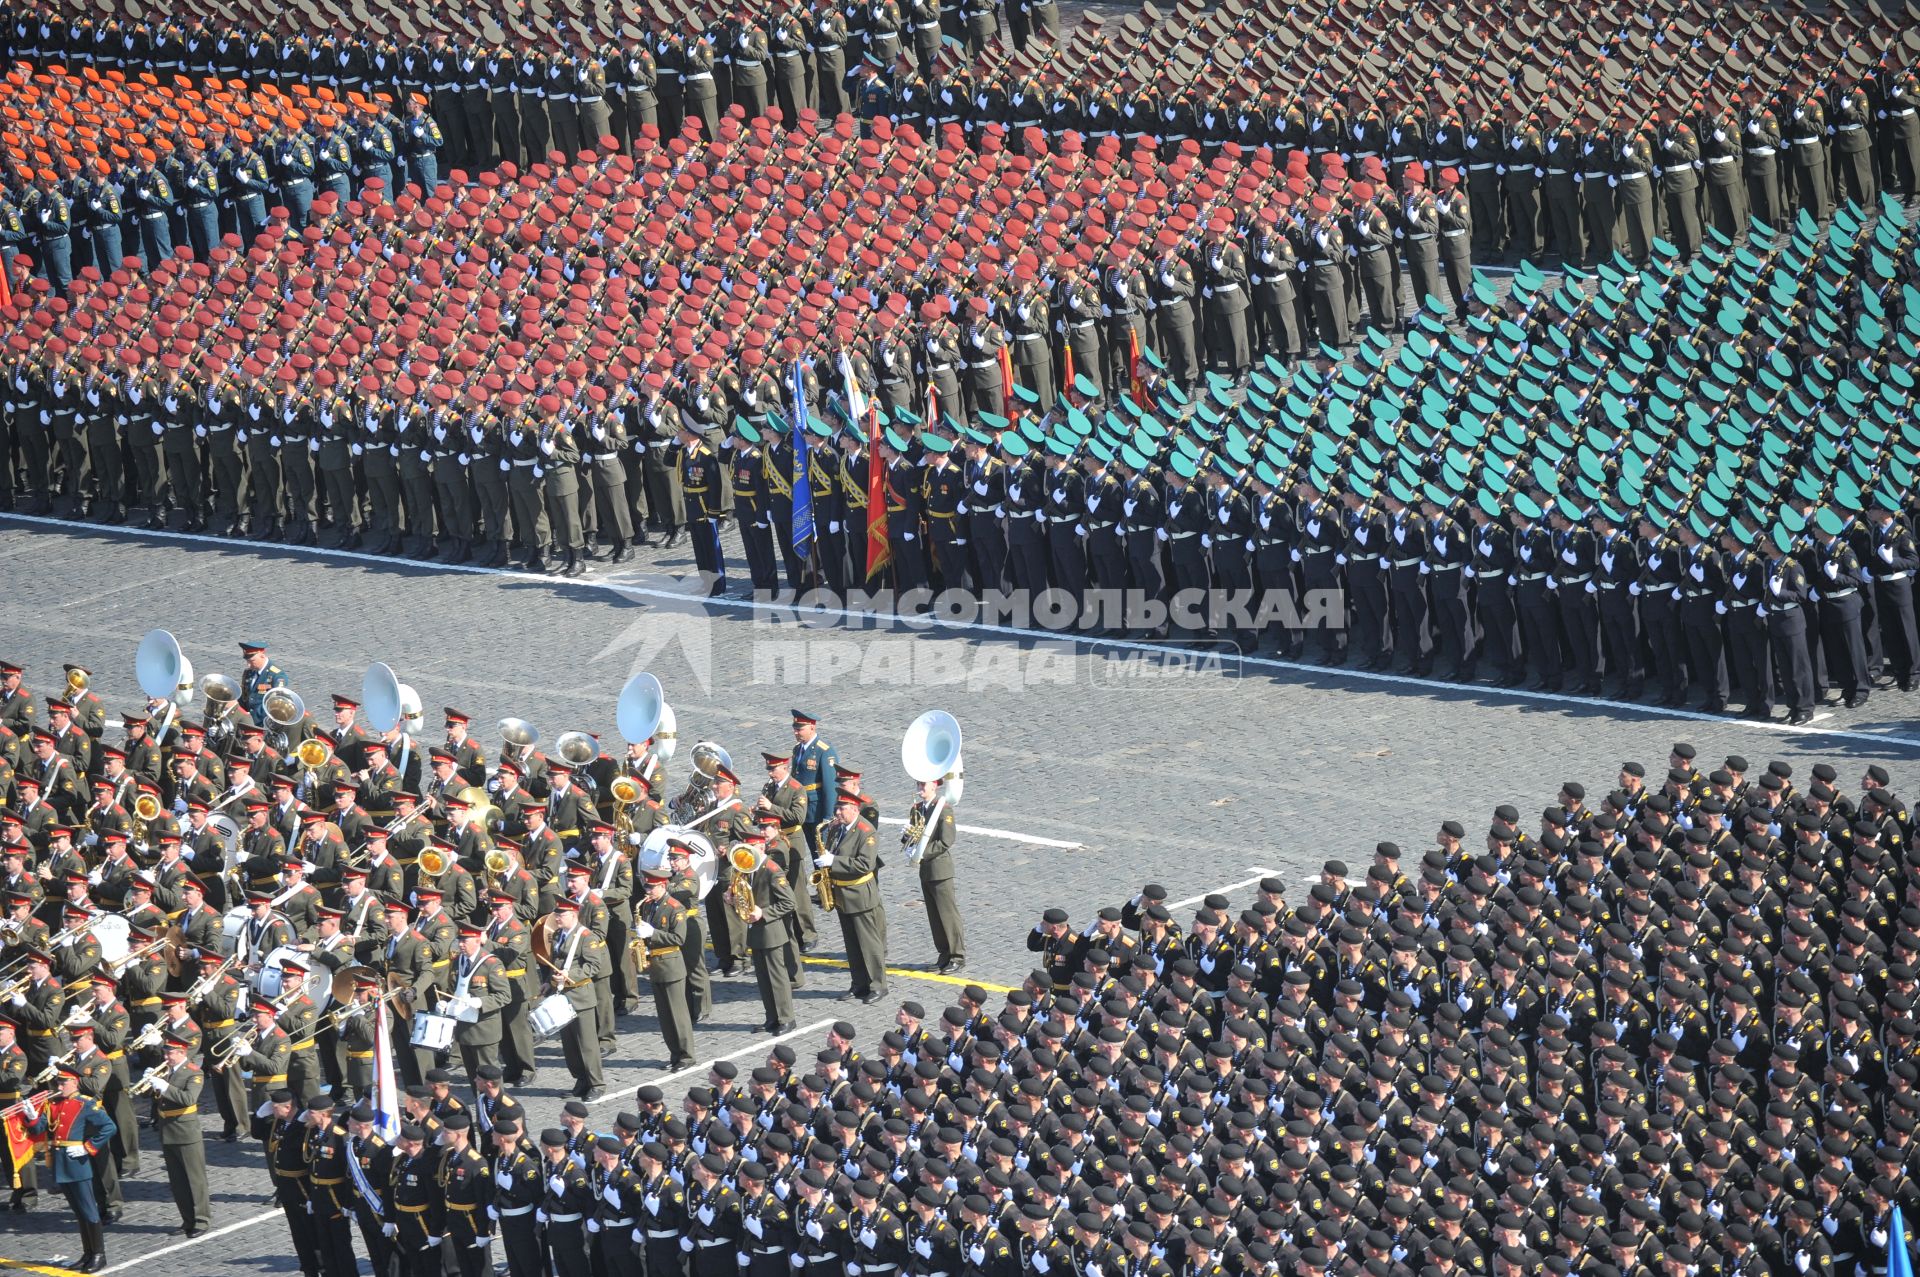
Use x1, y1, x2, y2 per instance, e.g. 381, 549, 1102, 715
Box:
0, 636, 974, 1272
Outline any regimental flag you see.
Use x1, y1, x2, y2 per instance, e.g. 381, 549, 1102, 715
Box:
1128, 327, 1146, 403
842, 351, 890, 582
0, 252, 14, 310
997, 345, 1014, 417
2, 1104, 40, 1188
787, 360, 814, 560
371, 1001, 401, 1141
1892, 1205, 1915, 1277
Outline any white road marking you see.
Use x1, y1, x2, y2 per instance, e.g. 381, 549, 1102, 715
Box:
1169, 866, 1286, 910
96, 1209, 282, 1273
875, 815, 1082, 849
587, 1017, 836, 1107
8, 513, 1920, 753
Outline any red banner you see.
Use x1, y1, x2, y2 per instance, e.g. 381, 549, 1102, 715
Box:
3, 1109, 42, 1187
1128, 327, 1145, 404
998, 345, 1014, 417
865, 403, 891, 582
1062, 342, 1075, 396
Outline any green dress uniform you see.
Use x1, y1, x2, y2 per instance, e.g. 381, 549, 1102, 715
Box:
450, 946, 511, 1079
1783, 92, 1830, 221
1655, 122, 1703, 259
637, 889, 696, 1068
822, 811, 888, 1002
908, 796, 964, 970
746, 861, 799, 1031
546, 918, 607, 1094
1615, 130, 1658, 265
1742, 106, 1786, 228
154, 1055, 210, 1232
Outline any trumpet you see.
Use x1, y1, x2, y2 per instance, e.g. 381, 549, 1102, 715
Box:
127, 1021, 165, 1055
32, 1050, 78, 1086
185, 953, 241, 1004
128, 1066, 169, 1097
0, 1089, 50, 1120
209, 1024, 260, 1069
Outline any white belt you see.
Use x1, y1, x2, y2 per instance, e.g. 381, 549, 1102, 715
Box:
698, 1237, 732, 1248
1467, 162, 1496, 171
1746, 147, 1775, 156
512, 459, 539, 467
1707, 156, 1736, 165
605, 1217, 634, 1227
548, 1212, 584, 1223
1894, 109, 1916, 118
684, 72, 714, 81
1837, 123, 1864, 132
1581, 171, 1609, 179
1880, 572, 1911, 582
647, 1228, 681, 1239
965, 360, 996, 370
734, 60, 761, 67
1213, 283, 1239, 292
1790, 137, 1819, 146
500, 1204, 537, 1216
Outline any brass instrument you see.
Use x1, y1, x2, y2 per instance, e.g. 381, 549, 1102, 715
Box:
0, 1089, 51, 1120
127, 1066, 168, 1097
108, 934, 172, 979
812, 818, 844, 912
32, 1050, 78, 1085
455, 785, 502, 835
418, 847, 450, 881
132, 791, 163, 843
669, 742, 733, 825
287, 978, 407, 1049
65, 667, 88, 695
484, 848, 514, 876
209, 1025, 259, 1069
185, 953, 241, 1004
263, 686, 305, 752
725, 843, 764, 922
610, 775, 645, 836
899, 806, 927, 850
126, 1021, 165, 1055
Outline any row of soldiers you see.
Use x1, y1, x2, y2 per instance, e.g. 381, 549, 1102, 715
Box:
236, 743, 1920, 1277
0, 94, 441, 291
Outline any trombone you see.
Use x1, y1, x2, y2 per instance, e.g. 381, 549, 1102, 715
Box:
185, 953, 242, 1004
285, 983, 408, 1049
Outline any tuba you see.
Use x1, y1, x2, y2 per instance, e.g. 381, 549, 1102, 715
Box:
616, 672, 678, 762
263, 686, 306, 753
610, 774, 647, 836
725, 843, 764, 921
670, 742, 732, 824
65, 666, 88, 696
418, 847, 449, 880
900, 710, 964, 865
134, 628, 194, 745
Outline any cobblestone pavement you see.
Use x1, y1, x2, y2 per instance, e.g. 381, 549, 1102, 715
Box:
0, 518, 1914, 1273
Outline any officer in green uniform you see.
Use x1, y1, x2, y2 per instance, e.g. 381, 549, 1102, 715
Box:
815, 788, 888, 1005
743, 839, 798, 1033
543, 897, 607, 1099
636, 865, 696, 1069
904, 777, 963, 972
153, 1032, 210, 1236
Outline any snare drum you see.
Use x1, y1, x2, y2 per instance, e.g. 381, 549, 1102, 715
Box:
529, 994, 577, 1039
439, 993, 481, 1024
410, 1012, 456, 1051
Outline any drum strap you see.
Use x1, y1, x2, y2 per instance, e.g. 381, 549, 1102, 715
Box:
558, 926, 584, 984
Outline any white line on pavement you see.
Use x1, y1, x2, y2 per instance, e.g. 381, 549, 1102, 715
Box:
10, 513, 1920, 753
96, 1209, 283, 1274
874, 815, 1082, 849
588, 1017, 838, 1109
1169, 866, 1285, 910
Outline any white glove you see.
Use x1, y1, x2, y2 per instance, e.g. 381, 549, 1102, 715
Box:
70, 1145, 89, 1161
152, 420, 166, 437
500, 459, 510, 472
1035, 1255, 1052, 1273
420, 449, 433, 465
238, 430, 249, 445
308, 438, 320, 453
1689, 564, 1705, 582
813, 853, 834, 869
195, 424, 207, 439
1201, 534, 1212, 549
587, 1219, 602, 1234
1670, 587, 1681, 601
1290, 548, 1302, 562
635, 1229, 647, 1246
737, 1254, 751, 1268
1628, 581, 1641, 596
383, 1222, 398, 1238
603, 1186, 623, 1208
746, 1215, 764, 1238
351, 443, 363, 457
901, 532, 914, 542
434, 425, 447, 443
827, 521, 841, 534
537, 1210, 549, 1224
1075, 524, 1087, 538
9, 992, 24, 1007
458, 453, 471, 466
533, 465, 545, 479
540, 437, 556, 456
487, 1205, 499, 1221
1583, 581, 1596, 594
1155, 527, 1167, 542
636, 920, 655, 939
791, 1256, 805, 1270
680, 1237, 696, 1254
1336, 554, 1347, 565
915, 1238, 934, 1258
423, 1236, 441, 1248
1714, 600, 1728, 616
1880, 544, 1896, 563
549, 1175, 568, 1195
698, 1206, 716, 1226
471, 1237, 493, 1250
808, 1220, 825, 1241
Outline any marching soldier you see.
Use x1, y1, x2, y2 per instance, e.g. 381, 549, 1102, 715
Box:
742, 839, 799, 1034
153, 1030, 211, 1236
815, 787, 887, 1005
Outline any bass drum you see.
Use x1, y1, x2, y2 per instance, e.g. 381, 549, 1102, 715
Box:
637, 824, 718, 899
220, 906, 251, 956
254, 944, 305, 997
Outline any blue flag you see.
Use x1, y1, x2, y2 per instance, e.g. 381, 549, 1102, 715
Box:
1893, 1205, 1915, 1277
789, 361, 814, 558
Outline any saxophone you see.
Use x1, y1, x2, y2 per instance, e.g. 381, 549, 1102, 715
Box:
810, 819, 843, 913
